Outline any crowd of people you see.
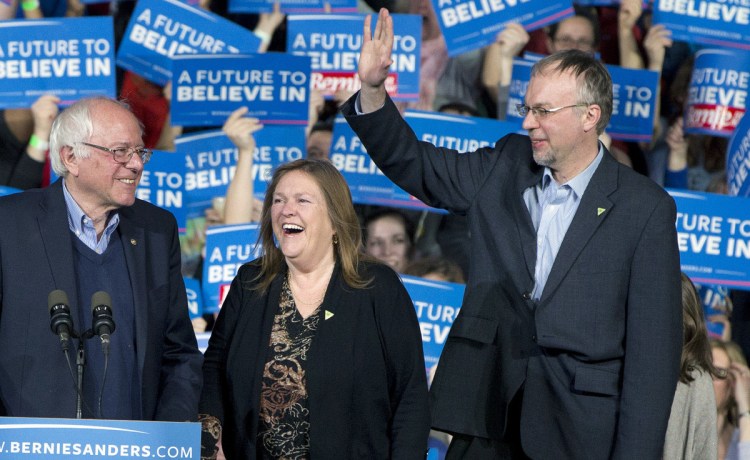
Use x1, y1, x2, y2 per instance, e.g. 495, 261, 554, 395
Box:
2, 0, 750, 458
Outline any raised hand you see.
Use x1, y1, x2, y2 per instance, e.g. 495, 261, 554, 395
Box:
643, 24, 673, 72
223, 107, 263, 152
358, 8, 394, 112
618, 0, 643, 32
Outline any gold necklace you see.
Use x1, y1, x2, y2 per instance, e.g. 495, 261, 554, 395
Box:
287, 272, 326, 306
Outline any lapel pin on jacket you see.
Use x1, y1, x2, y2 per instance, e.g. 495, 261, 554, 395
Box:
130, 238, 137, 245
324, 310, 334, 320
597, 208, 606, 216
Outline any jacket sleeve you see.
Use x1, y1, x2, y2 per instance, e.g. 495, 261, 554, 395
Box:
341, 93, 507, 214
613, 193, 682, 459
372, 268, 431, 459
154, 220, 204, 421
199, 265, 250, 424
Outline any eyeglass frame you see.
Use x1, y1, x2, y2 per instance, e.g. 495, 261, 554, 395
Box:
516, 103, 589, 119
77, 141, 152, 165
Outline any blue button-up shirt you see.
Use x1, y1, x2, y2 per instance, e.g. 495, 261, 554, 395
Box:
63, 179, 120, 254
525, 147, 604, 300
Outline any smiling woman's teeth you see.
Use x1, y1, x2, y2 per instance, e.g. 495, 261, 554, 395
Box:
283, 224, 304, 234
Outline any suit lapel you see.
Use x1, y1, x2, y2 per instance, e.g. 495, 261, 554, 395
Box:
540, 152, 618, 302
116, 206, 148, 373
38, 181, 78, 306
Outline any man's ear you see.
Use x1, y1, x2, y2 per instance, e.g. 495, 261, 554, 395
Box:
60, 145, 79, 177
583, 104, 601, 133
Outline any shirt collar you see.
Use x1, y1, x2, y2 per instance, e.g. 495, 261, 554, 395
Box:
541, 144, 605, 199
62, 178, 120, 237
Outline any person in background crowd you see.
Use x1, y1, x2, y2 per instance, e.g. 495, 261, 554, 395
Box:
1, 94, 60, 190
199, 159, 429, 458
662, 273, 722, 459
363, 207, 416, 274
345, 9, 681, 457
713, 339, 750, 459
0, 96, 202, 420
404, 255, 465, 284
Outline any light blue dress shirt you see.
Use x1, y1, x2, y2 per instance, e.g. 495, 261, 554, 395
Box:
524, 148, 604, 300
63, 179, 120, 254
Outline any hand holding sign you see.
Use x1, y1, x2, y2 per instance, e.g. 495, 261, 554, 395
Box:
222, 106, 263, 152
643, 24, 672, 73
358, 8, 394, 113
28, 95, 60, 161
222, 106, 263, 225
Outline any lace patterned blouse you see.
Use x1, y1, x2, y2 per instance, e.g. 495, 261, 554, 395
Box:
256, 275, 321, 459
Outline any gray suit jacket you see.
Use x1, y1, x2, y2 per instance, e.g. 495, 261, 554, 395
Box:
0, 180, 202, 420
342, 95, 682, 459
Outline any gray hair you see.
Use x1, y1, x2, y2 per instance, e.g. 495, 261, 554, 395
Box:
531, 49, 613, 134
48, 97, 141, 177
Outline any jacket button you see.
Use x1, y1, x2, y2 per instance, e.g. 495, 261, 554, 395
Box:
532, 335, 537, 342
522, 292, 531, 300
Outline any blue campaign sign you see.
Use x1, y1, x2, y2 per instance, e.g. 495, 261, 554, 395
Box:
0, 417, 199, 459
685, 48, 750, 138
694, 282, 731, 339
228, 0, 357, 13
287, 14, 421, 101
407, 109, 522, 151
505, 57, 534, 125
177, 125, 306, 213
727, 110, 750, 197
196, 331, 210, 353
431, 0, 573, 57
573, 0, 619, 5
0, 186, 21, 197
184, 276, 203, 320
331, 111, 516, 212
116, 0, 261, 85
171, 53, 311, 126
202, 224, 262, 312
401, 275, 465, 373
135, 150, 187, 232
607, 64, 659, 142
669, 188, 750, 291
653, 0, 750, 50
0, 17, 116, 109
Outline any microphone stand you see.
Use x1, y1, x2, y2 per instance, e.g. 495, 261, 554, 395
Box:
76, 341, 85, 419
75, 329, 95, 420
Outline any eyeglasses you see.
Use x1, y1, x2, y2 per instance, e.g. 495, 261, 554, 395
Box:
78, 142, 152, 165
516, 104, 588, 119
553, 36, 594, 50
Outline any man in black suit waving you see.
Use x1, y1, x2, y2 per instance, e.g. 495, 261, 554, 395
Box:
342, 9, 681, 459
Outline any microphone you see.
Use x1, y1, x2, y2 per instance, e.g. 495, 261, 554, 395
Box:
91, 291, 115, 353
49, 290, 74, 352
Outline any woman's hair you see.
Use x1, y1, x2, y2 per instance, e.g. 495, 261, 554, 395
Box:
404, 256, 465, 284
531, 49, 613, 134
680, 273, 724, 383
252, 159, 371, 293
363, 208, 416, 246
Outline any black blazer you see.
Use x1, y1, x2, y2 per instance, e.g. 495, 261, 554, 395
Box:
0, 179, 203, 420
200, 260, 430, 459
342, 95, 682, 460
